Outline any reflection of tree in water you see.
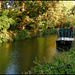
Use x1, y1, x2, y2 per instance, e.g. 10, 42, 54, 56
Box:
56, 41, 72, 52
36, 37, 46, 62
0, 43, 10, 74
45, 35, 57, 60
0, 35, 58, 73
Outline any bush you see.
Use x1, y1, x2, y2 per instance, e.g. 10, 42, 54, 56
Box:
0, 15, 16, 32
42, 29, 57, 36
31, 48, 75, 74
14, 29, 31, 40
0, 10, 16, 32
0, 33, 9, 43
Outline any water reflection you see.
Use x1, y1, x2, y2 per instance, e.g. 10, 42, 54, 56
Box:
0, 35, 57, 74
56, 41, 72, 52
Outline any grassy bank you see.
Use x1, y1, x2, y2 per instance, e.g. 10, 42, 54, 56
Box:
24, 48, 75, 74
0, 29, 57, 43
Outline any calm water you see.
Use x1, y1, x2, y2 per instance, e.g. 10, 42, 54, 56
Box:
0, 35, 57, 74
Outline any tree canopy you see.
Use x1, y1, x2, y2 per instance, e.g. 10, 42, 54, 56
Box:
0, 1, 75, 31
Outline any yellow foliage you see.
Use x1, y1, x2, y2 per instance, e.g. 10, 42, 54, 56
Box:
35, 1, 42, 6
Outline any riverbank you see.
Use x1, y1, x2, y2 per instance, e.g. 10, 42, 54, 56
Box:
0, 29, 57, 43
24, 48, 75, 74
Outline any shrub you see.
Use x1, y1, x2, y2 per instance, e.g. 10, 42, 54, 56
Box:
0, 15, 16, 32
31, 48, 75, 74
14, 29, 31, 40
42, 29, 57, 36
0, 33, 9, 43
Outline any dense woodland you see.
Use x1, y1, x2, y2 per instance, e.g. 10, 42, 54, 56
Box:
0, 1, 75, 43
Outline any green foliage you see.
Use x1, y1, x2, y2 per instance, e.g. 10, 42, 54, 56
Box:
0, 40, 2, 43
63, 21, 71, 28
0, 10, 10, 16
9, 38, 14, 42
14, 29, 31, 40
42, 29, 57, 36
36, 28, 57, 37
31, 48, 75, 74
0, 10, 16, 32
0, 33, 8, 43
0, 10, 3, 16
0, 1, 75, 43
7, 8, 22, 27
42, 22, 48, 29
24, 1, 48, 18
39, 25, 44, 29
0, 15, 15, 32
1, 1, 75, 30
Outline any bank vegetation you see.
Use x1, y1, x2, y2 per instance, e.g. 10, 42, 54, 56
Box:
0, 1, 75, 43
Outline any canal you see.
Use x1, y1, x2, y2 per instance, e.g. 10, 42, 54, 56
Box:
0, 34, 57, 74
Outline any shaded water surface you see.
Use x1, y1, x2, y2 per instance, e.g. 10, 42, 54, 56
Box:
0, 35, 57, 74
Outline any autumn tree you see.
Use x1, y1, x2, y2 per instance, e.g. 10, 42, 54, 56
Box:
41, 1, 75, 28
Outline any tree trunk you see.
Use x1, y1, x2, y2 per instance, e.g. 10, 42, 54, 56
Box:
21, 0, 25, 12
0, 1, 1, 10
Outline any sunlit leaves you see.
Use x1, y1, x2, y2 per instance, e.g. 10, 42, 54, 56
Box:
1, 1, 75, 31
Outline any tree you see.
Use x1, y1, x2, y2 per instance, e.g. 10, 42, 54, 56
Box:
43, 1, 75, 28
